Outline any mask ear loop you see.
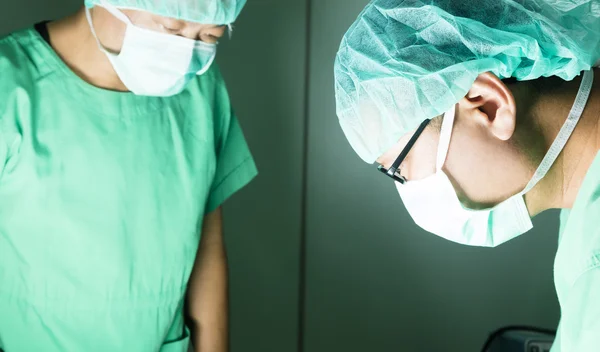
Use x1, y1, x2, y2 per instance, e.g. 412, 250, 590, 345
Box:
85, 6, 114, 55
195, 50, 217, 76
85, 3, 133, 56
97, 1, 134, 25
436, 104, 456, 172
521, 69, 594, 195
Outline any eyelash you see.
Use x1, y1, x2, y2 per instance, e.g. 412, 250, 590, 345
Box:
161, 25, 178, 33
160, 24, 220, 40
202, 33, 218, 40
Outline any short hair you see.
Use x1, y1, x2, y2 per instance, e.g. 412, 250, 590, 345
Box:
429, 114, 443, 134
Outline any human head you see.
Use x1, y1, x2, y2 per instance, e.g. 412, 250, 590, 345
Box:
376, 71, 582, 212
379, 70, 596, 248
334, 0, 600, 240
80, 0, 246, 96
85, 0, 246, 52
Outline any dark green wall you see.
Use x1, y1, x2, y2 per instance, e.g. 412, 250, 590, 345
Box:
217, 1, 306, 351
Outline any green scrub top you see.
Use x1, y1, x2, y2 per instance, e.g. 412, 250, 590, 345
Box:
0, 28, 257, 351
552, 150, 600, 351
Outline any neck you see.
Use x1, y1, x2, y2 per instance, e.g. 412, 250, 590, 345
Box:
525, 68, 600, 215
47, 7, 127, 92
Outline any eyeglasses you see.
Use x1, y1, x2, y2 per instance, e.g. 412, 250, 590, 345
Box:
377, 118, 432, 184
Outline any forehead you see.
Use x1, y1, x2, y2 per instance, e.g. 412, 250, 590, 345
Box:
124, 8, 225, 27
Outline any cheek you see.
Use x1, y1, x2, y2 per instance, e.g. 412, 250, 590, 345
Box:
404, 135, 437, 181
444, 131, 528, 207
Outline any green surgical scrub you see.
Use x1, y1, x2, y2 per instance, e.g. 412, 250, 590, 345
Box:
0, 28, 257, 351
552, 150, 600, 351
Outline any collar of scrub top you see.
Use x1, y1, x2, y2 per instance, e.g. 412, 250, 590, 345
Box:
378, 118, 432, 184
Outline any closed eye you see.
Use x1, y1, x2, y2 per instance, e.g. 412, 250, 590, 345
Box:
162, 26, 179, 34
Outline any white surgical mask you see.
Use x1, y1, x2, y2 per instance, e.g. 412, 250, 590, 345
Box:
397, 69, 594, 247
85, 3, 217, 97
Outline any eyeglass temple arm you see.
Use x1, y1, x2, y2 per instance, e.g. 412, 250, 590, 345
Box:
387, 118, 432, 174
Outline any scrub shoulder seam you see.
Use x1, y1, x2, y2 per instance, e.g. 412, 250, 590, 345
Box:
211, 156, 255, 191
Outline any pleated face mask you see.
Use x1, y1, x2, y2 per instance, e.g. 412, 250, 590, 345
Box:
396, 70, 594, 247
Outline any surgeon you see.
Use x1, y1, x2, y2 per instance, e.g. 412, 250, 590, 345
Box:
0, 0, 256, 351
334, 0, 600, 350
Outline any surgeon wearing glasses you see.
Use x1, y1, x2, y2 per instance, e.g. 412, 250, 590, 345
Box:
335, 0, 600, 350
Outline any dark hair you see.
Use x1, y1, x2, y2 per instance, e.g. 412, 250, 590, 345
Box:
429, 114, 443, 134
501, 77, 519, 85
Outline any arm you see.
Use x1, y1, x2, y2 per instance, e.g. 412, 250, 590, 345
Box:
553, 265, 600, 351
186, 207, 228, 352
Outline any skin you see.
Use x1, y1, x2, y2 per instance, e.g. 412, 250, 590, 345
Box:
47, 6, 230, 352
187, 207, 229, 352
378, 68, 600, 216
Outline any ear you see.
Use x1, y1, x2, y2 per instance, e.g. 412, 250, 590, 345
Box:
458, 72, 516, 141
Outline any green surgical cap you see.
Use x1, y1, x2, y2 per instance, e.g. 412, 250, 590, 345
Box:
334, 0, 600, 163
85, 0, 246, 24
